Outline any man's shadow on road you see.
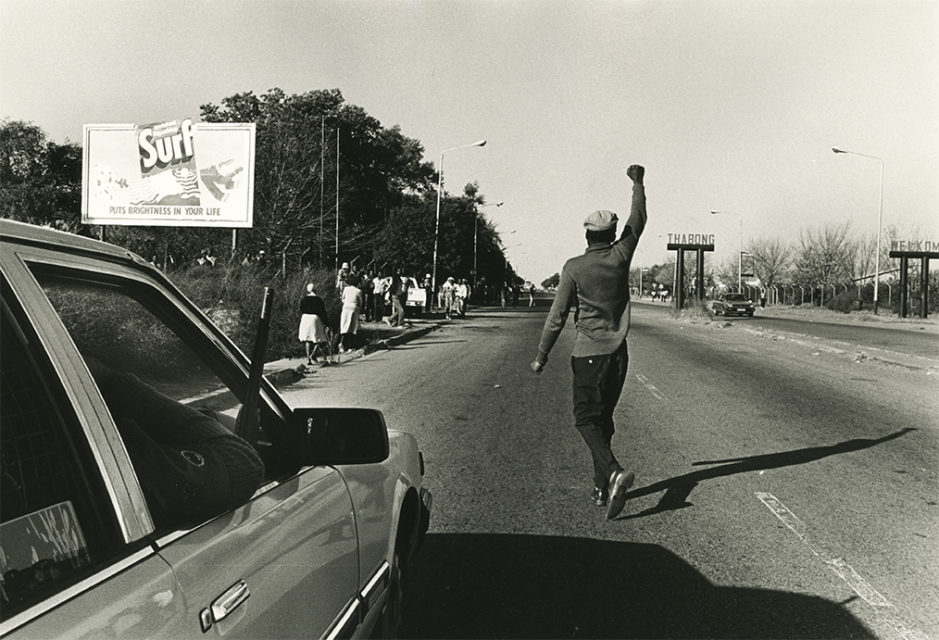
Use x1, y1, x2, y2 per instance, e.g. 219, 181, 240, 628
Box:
621, 427, 915, 520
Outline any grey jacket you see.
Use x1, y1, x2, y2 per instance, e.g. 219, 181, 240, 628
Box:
537, 183, 646, 359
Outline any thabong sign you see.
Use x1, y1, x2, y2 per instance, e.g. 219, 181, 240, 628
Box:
82, 119, 256, 227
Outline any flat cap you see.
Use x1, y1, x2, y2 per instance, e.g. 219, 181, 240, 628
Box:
583, 209, 618, 232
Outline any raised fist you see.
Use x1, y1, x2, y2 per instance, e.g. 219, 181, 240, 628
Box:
626, 165, 645, 185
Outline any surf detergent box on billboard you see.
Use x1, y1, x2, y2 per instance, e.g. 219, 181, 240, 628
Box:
82, 119, 256, 227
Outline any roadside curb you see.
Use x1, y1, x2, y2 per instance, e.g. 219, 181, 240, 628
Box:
263, 323, 440, 387
362, 323, 438, 354
739, 325, 939, 374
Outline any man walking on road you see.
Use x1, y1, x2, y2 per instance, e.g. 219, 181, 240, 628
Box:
530, 164, 647, 520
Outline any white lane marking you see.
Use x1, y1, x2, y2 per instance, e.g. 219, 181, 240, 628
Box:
634, 373, 665, 400
756, 492, 926, 640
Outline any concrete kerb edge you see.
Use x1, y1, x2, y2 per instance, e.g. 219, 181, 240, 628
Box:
739, 326, 939, 374
263, 323, 441, 387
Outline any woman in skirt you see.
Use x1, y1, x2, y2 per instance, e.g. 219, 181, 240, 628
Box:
339, 281, 362, 353
298, 284, 330, 364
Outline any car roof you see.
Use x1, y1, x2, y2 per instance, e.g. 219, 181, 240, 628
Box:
1, 219, 148, 266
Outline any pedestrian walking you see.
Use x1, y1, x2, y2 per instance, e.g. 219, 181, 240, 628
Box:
530, 164, 647, 520
373, 272, 388, 322
339, 281, 362, 353
387, 271, 406, 327
336, 261, 351, 295
455, 278, 470, 317
441, 277, 457, 319
396, 271, 411, 324
528, 283, 536, 307
361, 271, 375, 321
422, 273, 433, 314
298, 284, 330, 364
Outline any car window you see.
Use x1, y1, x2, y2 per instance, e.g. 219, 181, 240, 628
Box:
0, 298, 126, 622
30, 271, 268, 533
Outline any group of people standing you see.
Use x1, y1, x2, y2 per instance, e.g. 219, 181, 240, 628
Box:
297, 263, 419, 365
439, 277, 471, 319
296, 262, 362, 364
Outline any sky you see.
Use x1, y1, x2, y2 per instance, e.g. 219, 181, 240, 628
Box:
2, 0, 937, 283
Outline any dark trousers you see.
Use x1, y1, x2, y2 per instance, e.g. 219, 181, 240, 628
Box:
571, 341, 629, 489
390, 296, 406, 326
373, 293, 385, 321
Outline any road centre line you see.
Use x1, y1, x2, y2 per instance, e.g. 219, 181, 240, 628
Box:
634, 373, 665, 400
755, 492, 926, 640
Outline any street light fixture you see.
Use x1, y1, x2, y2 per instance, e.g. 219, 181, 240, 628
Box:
432, 139, 487, 298
474, 201, 503, 287
833, 147, 885, 314
710, 210, 743, 291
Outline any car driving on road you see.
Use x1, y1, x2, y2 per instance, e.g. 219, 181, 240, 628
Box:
0, 220, 431, 639
712, 292, 756, 317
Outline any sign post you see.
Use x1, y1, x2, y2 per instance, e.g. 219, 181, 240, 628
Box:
667, 238, 715, 313
889, 248, 938, 318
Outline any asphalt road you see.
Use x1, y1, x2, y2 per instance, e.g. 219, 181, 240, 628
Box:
635, 300, 939, 362
279, 301, 938, 639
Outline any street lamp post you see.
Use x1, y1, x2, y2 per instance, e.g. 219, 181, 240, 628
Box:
474, 201, 503, 288
833, 147, 885, 314
710, 210, 743, 291
432, 139, 487, 300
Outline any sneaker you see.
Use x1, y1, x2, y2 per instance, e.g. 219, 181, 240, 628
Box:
606, 469, 635, 520
591, 486, 609, 507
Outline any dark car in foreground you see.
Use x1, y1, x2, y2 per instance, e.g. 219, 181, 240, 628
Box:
712, 292, 756, 317
0, 220, 431, 639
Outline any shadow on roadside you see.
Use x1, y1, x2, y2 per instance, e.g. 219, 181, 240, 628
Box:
402, 533, 872, 638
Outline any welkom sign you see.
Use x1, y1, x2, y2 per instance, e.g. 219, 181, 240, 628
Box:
888, 240, 938, 319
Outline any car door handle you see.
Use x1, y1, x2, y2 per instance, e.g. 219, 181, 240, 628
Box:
211, 579, 250, 622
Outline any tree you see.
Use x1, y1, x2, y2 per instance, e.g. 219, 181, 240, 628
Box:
646, 260, 675, 287
371, 193, 435, 276
199, 89, 436, 269
746, 237, 792, 288
794, 223, 855, 288
434, 183, 483, 282
474, 212, 509, 286
0, 119, 83, 231
542, 273, 560, 289
2, 95, 509, 282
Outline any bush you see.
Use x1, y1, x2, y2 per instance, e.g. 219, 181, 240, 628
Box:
172, 264, 341, 360
43, 282, 212, 380
825, 290, 859, 314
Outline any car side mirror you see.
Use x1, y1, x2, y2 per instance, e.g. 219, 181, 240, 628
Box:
290, 407, 390, 465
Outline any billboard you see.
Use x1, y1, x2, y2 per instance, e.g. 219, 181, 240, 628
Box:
82, 119, 255, 227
